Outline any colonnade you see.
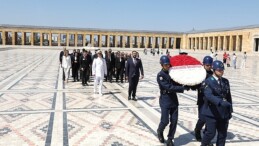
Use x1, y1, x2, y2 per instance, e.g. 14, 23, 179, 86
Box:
0, 29, 182, 49
188, 35, 243, 52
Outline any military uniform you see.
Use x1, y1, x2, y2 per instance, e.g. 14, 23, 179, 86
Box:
201, 75, 233, 146
157, 69, 185, 142
194, 70, 213, 139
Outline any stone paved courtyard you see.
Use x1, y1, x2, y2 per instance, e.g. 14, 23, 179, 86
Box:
0, 48, 259, 146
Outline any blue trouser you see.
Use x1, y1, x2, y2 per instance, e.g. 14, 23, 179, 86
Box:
202, 116, 229, 146
195, 104, 206, 131
158, 106, 178, 139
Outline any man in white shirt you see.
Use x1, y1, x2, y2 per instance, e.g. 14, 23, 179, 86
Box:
92, 50, 107, 96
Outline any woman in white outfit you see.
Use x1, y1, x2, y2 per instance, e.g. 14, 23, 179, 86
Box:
62, 50, 72, 83
92, 50, 107, 95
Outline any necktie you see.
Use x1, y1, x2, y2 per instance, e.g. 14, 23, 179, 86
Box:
133, 58, 136, 65
218, 79, 222, 88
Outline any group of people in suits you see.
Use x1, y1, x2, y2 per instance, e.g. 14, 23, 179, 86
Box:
59, 48, 145, 98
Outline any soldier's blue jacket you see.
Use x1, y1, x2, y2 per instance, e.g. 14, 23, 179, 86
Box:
202, 76, 233, 119
157, 69, 185, 107
197, 70, 213, 105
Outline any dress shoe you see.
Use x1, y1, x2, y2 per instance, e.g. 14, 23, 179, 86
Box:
194, 128, 202, 141
201, 144, 213, 146
157, 129, 164, 143
166, 139, 174, 146
132, 97, 137, 101
128, 96, 131, 100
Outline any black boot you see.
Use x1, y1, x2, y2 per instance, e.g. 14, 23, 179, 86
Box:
166, 139, 174, 146
157, 129, 164, 143
194, 128, 202, 141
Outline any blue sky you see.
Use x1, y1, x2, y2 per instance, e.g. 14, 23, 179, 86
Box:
1, 0, 258, 32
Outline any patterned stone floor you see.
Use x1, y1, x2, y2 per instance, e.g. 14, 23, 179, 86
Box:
0, 48, 259, 146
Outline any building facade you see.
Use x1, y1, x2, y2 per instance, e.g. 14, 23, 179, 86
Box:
0, 24, 259, 53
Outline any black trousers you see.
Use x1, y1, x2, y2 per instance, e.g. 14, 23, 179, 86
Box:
106, 67, 113, 82
82, 69, 89, 84
116, 68, 124, 82
128, 76, 139, 97
72, 65, 79, 81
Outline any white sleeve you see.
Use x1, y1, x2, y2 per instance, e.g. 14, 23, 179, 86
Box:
61, 56, 65, 67
92, 59, 96, 75
68, 56, 72, 68
103, 59, 107, 75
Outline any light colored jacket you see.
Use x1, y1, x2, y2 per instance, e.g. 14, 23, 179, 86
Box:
62, 55, 71, 68
92, 57, 107, 78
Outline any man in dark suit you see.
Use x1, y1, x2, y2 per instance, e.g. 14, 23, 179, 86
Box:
125, 51, 144, 101
105, 51, 115, 82
115, 52, 125, 83
80, 51, 91, 86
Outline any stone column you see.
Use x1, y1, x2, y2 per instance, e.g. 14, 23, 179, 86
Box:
49, 33, 52, 46
218, 36, 221, 51
151, 36, 155, 48
58, 33, 61, 46
173, 37, 177, 49
195, 37, 200, 50
166, 37, 169, 48
137, 36, 140, 48
66, 33, 69, 47
82, 34, 86, 47
158, 37, 161, 49
91, 34, 94, 47
21, 32, 25, 45
229, 35, 233, 51
114, 35, 118, 48
212, 36, 215, 50
40, 32, 43, 46
129, 35, 133, 48
31, 32, 34, 46
2, 31, 6, 45
203, 37, 206, 50
74, 33, 78, 47
97, 34, 101, 47
207, 37, 210, 50
200, 37, 202, 50
144, 36, 148, 48
108, 35, 111, 48
236, 35, 240, 51
12, 31, 16, 45
190, 37, 193, 50
223, 36, 227, 50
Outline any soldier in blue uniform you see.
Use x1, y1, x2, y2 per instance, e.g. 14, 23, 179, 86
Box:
157, 55, 189, 146
201, 60, 233, 146
194, 56, 214, 141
